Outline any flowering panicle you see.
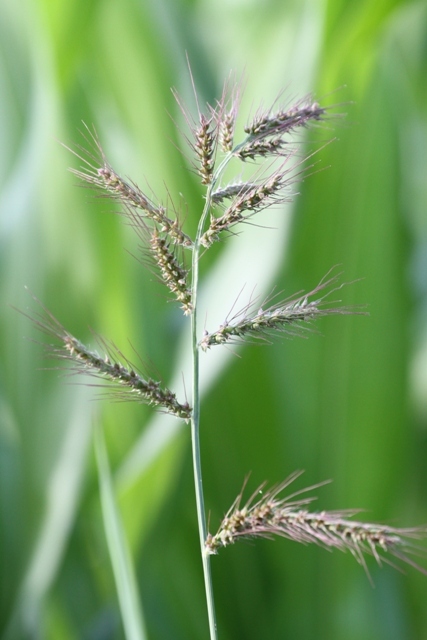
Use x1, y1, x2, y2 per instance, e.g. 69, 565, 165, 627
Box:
200, 273, 364, 350
24, 295, 192, 421
19, 74, 427, 640
205, 472, 427, 578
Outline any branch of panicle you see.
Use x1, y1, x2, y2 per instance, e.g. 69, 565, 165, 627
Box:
171, 87, 224, 187
200, 161, 299, 248
205, 472, 427, 578
236, 136, 292, 161
195, 114, 216, 185
149, 228, 193, 315
244, 95, 328, 140
123, 205, 193, 315
201, 98, 332, 248
235, 94, 335, 161
23, 295, 192, 421
217, 81, 241, 153
67, 125, 193, 248
200, 273, 366, 351
211, 182, 258, 205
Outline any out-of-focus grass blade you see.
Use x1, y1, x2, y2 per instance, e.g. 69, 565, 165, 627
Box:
3, 388, 93, 639
94, 424, 147, 640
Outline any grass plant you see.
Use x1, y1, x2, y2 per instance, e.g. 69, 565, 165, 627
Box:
23, 76, 427, 639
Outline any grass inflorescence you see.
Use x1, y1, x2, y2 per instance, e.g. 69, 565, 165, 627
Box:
205, 472, 427, 579
199, 271, 366, 351
23, 292, 192, 421
23, 74, 426, 640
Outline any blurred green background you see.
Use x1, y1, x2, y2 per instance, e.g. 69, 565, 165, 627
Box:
1, 0, 427, 638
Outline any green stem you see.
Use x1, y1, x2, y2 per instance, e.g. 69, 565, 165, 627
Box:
190, 194, 217, 640
190, 151, 236, 639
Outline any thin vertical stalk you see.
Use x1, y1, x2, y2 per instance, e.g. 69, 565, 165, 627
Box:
190, 192, 218, 640
190, 152, 235, 640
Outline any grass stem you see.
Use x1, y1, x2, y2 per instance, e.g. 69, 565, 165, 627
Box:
190, 189, 218, 640
190, 151, 235, 639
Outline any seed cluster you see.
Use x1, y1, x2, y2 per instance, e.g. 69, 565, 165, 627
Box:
23, 78, 427, 600
25, 296, 192, 421
236, 136, 289, 160
200, 275, 365, 350
244, 98, 326, 139
69, 128, 192, 248
211, 182, 257, 205
195, 115, 216, 185
202, 172, 292, 247
150, 230, 192, 315
219, 108, 236, 152
62, 333, 192, 421
96, 166, 192, 247
205, 474, 427, 576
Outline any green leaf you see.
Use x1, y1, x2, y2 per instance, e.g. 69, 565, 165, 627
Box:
94, 424, 147, 640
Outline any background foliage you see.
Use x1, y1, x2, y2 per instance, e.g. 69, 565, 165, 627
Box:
1, 0, 427, 638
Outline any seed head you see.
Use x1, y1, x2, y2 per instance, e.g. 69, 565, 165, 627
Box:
201, 161, 298, 247
67, 124, 193, 247
149, 229, 193, 315
205, 472, 427, 579
195, 114, 216, 185
211, 182, 258, 205
244, 95, 327, 141
219, 108, 236, 153
22, 293, 192, 421
199, 272, 367, 351
236, 136, 290, 161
